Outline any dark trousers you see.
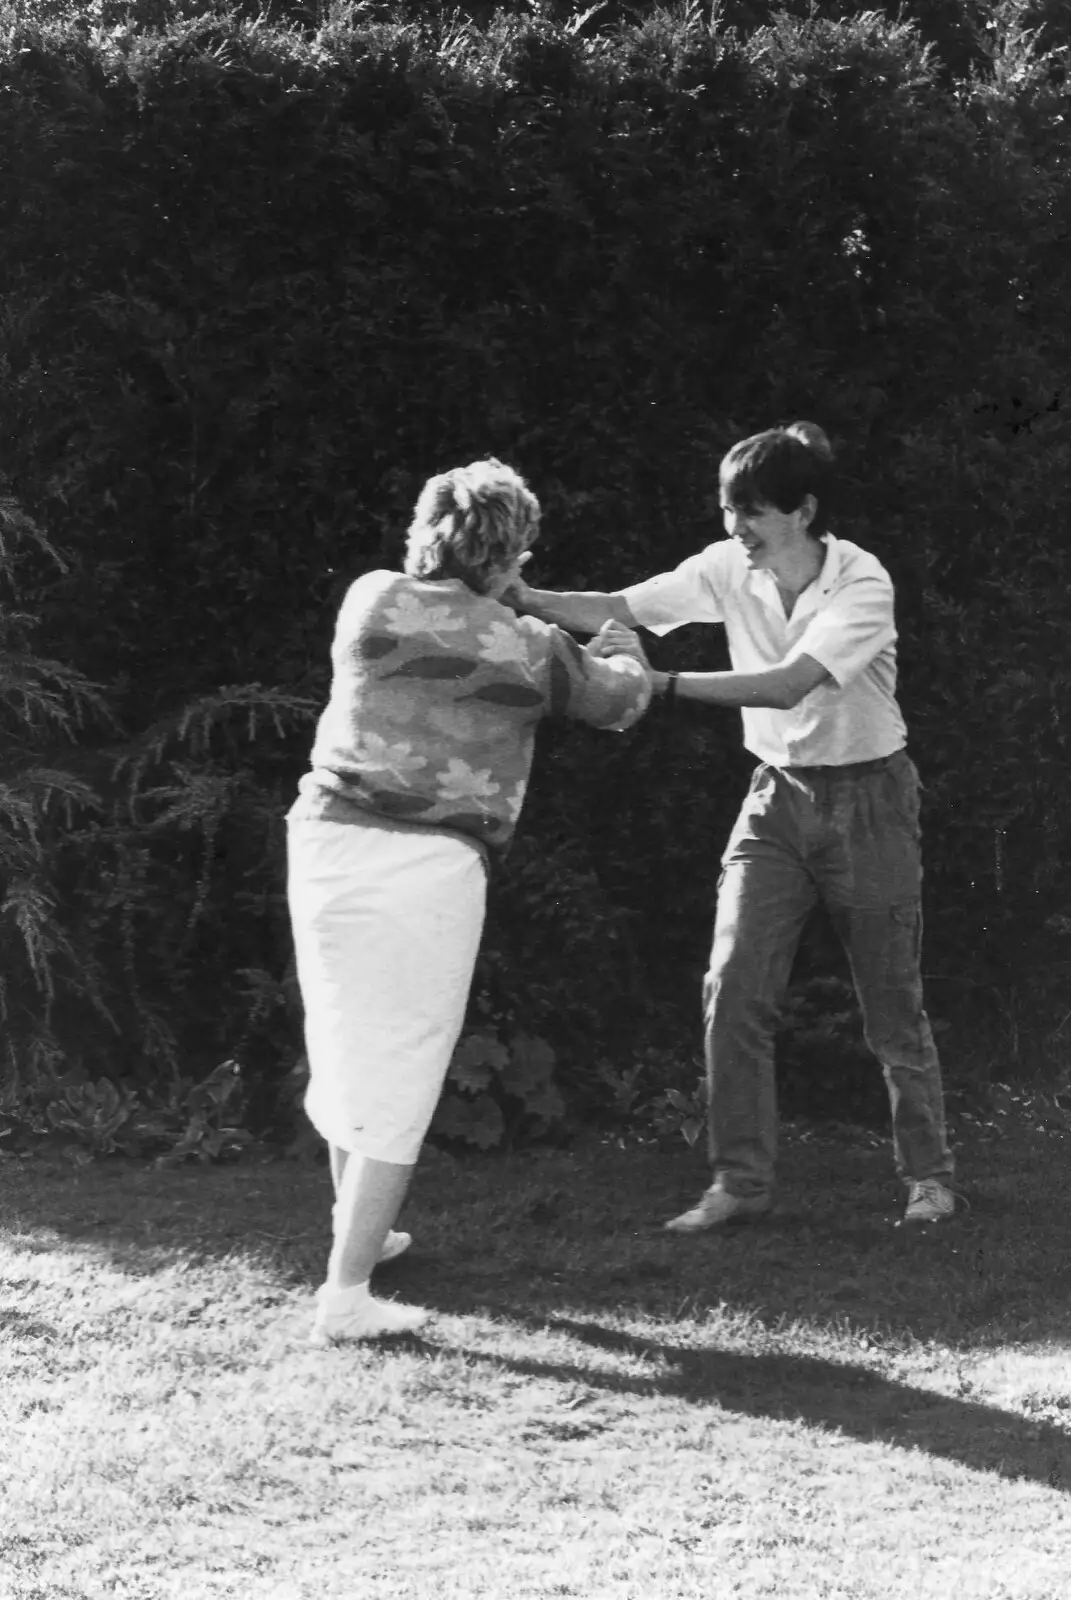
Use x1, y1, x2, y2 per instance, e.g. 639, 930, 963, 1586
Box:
703, 750, 953, 1198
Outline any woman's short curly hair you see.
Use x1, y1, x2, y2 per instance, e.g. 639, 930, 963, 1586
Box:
405, 458, 541, 594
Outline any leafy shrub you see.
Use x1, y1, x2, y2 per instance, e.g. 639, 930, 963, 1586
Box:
0, 494, 118, 1078
654, 1073, 709, 1150
0, 1, 1069, 1134
430, 1028, 565, 1150
1, 1058, 253, 1163
775, 976, 889, 1127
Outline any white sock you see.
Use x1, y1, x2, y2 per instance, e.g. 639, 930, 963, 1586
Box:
319, 1279, 371, 1310
310, 1284, 428, 1344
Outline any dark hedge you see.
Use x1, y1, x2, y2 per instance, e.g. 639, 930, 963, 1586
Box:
1, 2, 1070, 1122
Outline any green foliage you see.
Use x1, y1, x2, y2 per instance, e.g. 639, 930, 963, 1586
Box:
0, 494, 118, 1076
45, 1076, 137, 1161
1, 1058, 253, 1162
431, 1028, 566, 1149
0, 0, 1068, 1139
655, 1073, 709, 1148
774, 975, 889, 1125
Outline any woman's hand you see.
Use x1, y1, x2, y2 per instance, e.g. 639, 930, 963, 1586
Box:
586, 619, 650, 670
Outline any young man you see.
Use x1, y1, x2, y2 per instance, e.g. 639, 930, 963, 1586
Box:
507, 422, 954, 1228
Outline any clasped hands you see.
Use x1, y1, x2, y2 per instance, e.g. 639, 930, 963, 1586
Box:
585, 619, 651, 672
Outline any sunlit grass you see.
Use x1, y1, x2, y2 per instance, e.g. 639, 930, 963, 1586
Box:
3, 1116, 1070, 1598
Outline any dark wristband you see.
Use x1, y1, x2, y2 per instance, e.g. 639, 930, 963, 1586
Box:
664, 673, 679, 707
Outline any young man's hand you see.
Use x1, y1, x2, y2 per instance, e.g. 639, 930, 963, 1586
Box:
497, 553, 534, 611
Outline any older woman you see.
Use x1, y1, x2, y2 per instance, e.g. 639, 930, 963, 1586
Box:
288, 458, 651, 1345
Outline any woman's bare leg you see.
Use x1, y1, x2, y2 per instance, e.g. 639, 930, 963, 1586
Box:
309, 1147, 426, 1342
325, 1146, 414, 1289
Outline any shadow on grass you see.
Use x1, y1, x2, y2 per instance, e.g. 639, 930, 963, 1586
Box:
5, 1141, 1071, 1495
455, 1314, 1071, 1494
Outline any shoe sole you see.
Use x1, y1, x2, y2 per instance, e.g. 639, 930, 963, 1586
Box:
309, 1314, 429, 1347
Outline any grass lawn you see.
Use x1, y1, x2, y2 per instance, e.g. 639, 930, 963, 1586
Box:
3, 1111, 1071, 1599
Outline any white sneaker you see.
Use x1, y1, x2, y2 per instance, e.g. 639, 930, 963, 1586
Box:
378, 1229, 412, 1265
308, 1282, 428, 1346
903, 1178, 955, 1223
664, 1185, 771, 1233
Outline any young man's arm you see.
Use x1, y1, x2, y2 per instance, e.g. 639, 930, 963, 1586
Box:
658, 655, 831, 710
505, 576, 636, 636
595, 622, 830, 709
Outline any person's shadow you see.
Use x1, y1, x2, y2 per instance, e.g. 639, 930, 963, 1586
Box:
432, 1310, 1071, 1493
7, 1145, 1069, 1495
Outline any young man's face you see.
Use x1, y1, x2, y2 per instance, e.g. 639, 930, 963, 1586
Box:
720, 494, 815, 571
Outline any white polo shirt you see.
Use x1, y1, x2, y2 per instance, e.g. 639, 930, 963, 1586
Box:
620, 534, 906, 767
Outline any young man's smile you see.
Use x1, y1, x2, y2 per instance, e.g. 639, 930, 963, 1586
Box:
721, 500, 798, 570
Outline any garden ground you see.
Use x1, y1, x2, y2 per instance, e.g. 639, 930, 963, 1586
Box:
2, 1107, 1070, 1599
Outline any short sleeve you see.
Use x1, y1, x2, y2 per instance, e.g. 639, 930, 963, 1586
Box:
786, 573, 896, 687
620, 549, 725, 636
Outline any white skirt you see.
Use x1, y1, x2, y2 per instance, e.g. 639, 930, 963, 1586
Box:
286, 818, 487, 1163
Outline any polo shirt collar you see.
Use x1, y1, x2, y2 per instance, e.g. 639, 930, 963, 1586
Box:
745, 535, 839, 619
816, 533, 840, 593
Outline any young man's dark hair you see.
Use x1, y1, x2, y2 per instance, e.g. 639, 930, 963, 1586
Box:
719, 421, 835, 537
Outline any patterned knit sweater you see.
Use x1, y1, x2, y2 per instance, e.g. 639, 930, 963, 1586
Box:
289, 571, 651, 860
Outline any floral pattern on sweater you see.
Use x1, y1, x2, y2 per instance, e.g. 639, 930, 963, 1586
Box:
290, 571, 650, 858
